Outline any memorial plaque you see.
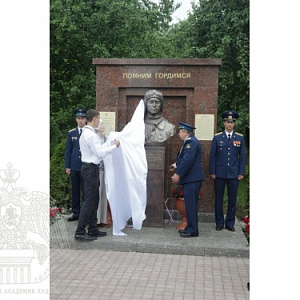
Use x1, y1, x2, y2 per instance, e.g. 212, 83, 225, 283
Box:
99, 111, 116, 135
195, 114, 214, 141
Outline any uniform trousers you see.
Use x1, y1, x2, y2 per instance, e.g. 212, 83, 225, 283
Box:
75, 163, 100, 235
70, 170, 85, 217
182, 181, 202, 235
214, 177, 239, 228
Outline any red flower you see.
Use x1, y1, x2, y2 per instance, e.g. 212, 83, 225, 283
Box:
50, 207, 62, 218
241, 216, 249, 224
172, 186, 202, 200
246, 223, 250, 234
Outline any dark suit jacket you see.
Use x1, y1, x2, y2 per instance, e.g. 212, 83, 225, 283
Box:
176, 134, 205, 185
64, 128, 82, 171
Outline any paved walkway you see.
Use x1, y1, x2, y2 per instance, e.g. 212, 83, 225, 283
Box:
51, 249, 249, 300
50, 214, 249, 299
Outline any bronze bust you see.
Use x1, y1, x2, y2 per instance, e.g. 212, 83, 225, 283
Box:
144, 90, 175, 145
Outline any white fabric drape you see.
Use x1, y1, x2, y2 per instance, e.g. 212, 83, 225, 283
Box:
103, 100, 147, 235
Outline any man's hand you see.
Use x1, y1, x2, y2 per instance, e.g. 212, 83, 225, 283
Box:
171, 173, 180, 184
114, 139, 120, 148
210, 174, 216, 179
65, 168, 71, 175
169, 164, 175, 172
238, 175, 244, 180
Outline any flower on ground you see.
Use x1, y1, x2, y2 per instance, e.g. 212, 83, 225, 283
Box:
171, 185, 202, 200
50, 207, 62, 225
241, 215, 250, 242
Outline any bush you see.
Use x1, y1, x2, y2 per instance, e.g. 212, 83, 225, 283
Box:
50, 139, 71, 209
237, 164, 249, 217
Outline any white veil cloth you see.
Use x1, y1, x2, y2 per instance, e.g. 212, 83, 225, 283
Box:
103, 100, 147, 235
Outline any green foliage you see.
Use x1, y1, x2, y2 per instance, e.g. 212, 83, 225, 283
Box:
50, 139, 72, 209
237, 164, 249, 216
173, 0, 249, 138
50, 0, 178, 156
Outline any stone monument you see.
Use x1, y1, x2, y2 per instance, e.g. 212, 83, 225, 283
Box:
143, 89, 175, 226
93, 58, 222, 227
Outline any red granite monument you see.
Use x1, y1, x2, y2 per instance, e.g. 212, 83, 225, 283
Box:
93, 58, 222, 227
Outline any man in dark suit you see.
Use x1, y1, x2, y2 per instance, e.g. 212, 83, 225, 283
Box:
170, 122, 205, 238
209, 110, 246, 231
64, 108, 86, 222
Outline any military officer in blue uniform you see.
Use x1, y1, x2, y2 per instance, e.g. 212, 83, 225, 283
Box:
170, 122, 205, 238
64, 108, 86, 221
209, 110, 246, 231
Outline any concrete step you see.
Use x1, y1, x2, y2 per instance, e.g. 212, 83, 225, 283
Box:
51, 213, 249, 258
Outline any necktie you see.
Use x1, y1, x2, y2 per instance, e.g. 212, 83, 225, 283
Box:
79, 128, 82, 137
228, 134, 231, 141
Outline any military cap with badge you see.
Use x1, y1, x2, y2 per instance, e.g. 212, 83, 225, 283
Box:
178, 122, 196, 132
221, 110, 239, 123
74, 108, 86, 117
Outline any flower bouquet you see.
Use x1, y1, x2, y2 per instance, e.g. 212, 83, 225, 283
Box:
241, 216, 250, 243
172, 185, 184, 198
50, 207, 62, 225
171, 185, 202, 200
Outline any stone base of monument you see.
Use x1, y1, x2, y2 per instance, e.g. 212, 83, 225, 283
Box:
163, 211, 215, 224
143, 145, 165, 227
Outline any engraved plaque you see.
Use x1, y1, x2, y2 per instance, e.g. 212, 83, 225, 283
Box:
146, 148, 165, 170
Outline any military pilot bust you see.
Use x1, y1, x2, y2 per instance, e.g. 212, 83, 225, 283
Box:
144, 90, 175, 145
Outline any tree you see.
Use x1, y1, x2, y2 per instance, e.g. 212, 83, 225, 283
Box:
178, 0, 249, 137
50, 0, 178, 155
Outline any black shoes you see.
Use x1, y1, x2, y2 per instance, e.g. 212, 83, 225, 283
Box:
216, 226, 235, 231
225, 226, 235, 232
75, 230, 107, 241
88, 230, 107, 237
178, 230, 186, 234
68, 216, 79, 222
180, 232, 199, 238
75, 233, 97, 241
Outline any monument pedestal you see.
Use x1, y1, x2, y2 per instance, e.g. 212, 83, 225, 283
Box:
143, 145, 165, 227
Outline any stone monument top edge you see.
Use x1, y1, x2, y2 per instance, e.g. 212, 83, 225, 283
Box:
92, 58, 222, 66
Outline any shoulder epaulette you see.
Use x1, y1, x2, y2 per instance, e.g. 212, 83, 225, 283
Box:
215, 132, 222, 136
235, 132, 243, 136
68, 128, 76, 132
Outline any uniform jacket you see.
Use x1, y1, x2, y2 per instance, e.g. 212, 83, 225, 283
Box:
64, 128, 82, 171
176, 134, 205, 185
209, 130, 246, 179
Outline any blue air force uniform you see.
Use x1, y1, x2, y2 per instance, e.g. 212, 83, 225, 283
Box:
176, 122, 205, 236
64, 109, 86, 219
209, 111, 246, 230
